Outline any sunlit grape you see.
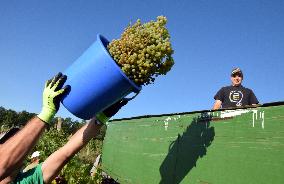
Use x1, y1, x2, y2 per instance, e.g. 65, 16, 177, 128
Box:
107, 16, 174, 86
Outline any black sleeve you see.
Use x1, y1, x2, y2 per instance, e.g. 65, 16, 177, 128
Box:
214, 87, 224, 102
249, 89, 259, 104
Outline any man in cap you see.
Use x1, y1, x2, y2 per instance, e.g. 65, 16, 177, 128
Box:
23, 151, 41, 173
213, 67, 259, 110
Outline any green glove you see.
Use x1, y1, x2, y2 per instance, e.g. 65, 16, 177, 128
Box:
37, 72, 70, 124
96, 99, 128, 124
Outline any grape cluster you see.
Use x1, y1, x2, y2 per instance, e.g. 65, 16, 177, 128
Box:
107, 16, 174, 86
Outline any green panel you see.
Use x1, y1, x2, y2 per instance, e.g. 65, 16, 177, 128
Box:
102, 105, 284, 184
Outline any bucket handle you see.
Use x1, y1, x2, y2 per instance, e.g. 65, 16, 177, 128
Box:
123, 91, 140, 102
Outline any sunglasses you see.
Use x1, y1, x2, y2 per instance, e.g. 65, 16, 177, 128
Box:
231, 74, 243, 78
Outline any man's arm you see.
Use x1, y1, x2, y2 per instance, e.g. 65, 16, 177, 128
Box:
0, 73, 69, 180
41, 119, 102, 183
249, 89, 259, 106
41, 99, 129, 183
0, 117, 45, 180
212, 100, 222, 110
213, 87, 224, 110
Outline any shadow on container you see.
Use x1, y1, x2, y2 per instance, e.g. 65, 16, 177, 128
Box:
159, 112, 215, 184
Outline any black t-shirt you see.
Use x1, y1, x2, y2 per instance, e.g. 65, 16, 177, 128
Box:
214, 85, 259, 109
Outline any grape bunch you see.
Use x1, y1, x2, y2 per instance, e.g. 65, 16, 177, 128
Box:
107, 16, 174, 86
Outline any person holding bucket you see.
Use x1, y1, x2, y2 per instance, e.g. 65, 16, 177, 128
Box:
0, 73, 69, 182
0, 73, 127, 184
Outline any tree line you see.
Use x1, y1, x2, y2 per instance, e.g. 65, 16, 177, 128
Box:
0, 106, 84, 134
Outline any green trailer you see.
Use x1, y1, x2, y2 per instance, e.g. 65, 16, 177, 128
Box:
101, 103, 284, 184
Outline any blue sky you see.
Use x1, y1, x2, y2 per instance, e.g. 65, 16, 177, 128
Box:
0, 0, 283, 120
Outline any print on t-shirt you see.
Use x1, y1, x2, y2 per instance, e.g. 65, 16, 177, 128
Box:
229, 90, 243, 106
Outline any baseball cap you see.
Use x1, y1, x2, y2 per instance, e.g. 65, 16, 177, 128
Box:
31, 151, 40, 158
0, 127, 20, 144
231, 67, 243, 77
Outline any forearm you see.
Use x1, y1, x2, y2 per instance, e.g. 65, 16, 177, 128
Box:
213, 100, 222, 110
0, 117, 45, 180
212, 105, 220, 110
42, 121, 102, 183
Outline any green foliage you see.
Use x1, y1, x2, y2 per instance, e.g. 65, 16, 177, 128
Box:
61, 117, 82, 135
17, 110, 35, 126
31, 128, 104, 183
0, 107, 35, 129
34, 128, 102, 183
61, 156, 99, 184
32, 128, 104, 183
34, 128, 68, 160
108, 16, 174, 86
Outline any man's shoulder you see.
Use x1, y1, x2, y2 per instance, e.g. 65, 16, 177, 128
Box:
219, 85, 232, 90
215, 86, 232, 94
239, 85, 254, 92
217, 85, 254, 93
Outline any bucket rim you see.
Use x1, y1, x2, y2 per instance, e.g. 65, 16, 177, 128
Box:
96, 34, 142, 93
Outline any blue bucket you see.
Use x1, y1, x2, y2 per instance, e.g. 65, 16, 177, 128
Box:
62, 34, 141, 120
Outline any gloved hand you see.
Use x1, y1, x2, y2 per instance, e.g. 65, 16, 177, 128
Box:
37, 72, 70, 124
96, 99, 128, 124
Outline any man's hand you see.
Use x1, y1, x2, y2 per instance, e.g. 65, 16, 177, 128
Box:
37, 72, 70, 124
96, 99, 128, 124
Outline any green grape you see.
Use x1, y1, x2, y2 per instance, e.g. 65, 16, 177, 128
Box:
107, 16, 174, 86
